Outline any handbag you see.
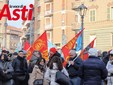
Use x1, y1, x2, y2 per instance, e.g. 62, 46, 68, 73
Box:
33, 79, 43, 85
55, 71, 70, 85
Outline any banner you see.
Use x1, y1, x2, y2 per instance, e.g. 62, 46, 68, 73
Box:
61, 28, 85, 66
23, 40, 30, 51
75, 27, 82, 51
27, 31, 48, 61
80, 38, 96, 60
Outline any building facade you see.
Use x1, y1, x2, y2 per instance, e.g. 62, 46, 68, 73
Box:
34, 0, 113, 51
82, 0, 113, 51
7, 26, 22, 52
34, 0, 77, 48
0, 0, 8, 49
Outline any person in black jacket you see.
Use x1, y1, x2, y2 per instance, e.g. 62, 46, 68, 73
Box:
79, 48, 108, 85
12, 50, 28, 85
47, 47, 64, 67
66, 49, 82, 85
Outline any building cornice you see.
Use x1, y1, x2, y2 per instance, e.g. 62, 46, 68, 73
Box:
85, 20, 113, 29
88, 4, 99, 9
107, 1, 113, 7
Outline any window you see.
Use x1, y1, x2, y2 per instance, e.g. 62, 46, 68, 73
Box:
45, 17, 51, 25
112, 33, 113, 46
107, 7, 113, 20
45, 17, 52, 29
90, 10, 96, 22
107, 8, 110, 20
76, 13, 81, 23
90, 35, 96, 47
62, 0, 65, 10
47, 31, 52, 42
45, 3, 52, 11
46, 4, 51, 11
111, 7, 113, 20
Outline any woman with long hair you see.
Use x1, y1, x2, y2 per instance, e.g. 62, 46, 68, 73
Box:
28, 51, 42, 73
45, 56, 69, 85
28, 57, 49, 85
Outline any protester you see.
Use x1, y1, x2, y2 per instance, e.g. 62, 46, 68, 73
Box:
28, 50, 42, 73
1, 50, 7, 56
106, 50, 113, 85
12, 50, 29, 85
66, 49, 82, 85
28, 57, 49, 85
0, 52, 13, 85
79, 48, 108, 85
47, 47, 64, 67
11, 52, 18, 61
102, 51, 109, 66
97, 50, 102, 60
45, 56, 69, 85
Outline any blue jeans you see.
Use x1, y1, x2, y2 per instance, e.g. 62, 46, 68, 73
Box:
69, 77, 81, 85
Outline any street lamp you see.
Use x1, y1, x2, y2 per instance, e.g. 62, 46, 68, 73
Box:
4, 22, 8, 48
62, 26, 66, 46
72, 4, 87, 49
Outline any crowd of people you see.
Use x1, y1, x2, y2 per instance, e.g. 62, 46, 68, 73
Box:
0, 47, 113, 85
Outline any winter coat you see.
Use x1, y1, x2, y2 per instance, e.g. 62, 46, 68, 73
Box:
106, 61, 113, 85
79, 56, 108, 85
28, 65, 49, 85
66, 56, 83, 78
12, 56, 28, 80
0, 60, 13, 85
45, 63, 69, 85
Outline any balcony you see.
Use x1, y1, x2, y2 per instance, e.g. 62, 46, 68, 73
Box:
44, 0, 53, 3
45, 24, 53, 31
45, 10, 53, 17
71, 22, 80, 32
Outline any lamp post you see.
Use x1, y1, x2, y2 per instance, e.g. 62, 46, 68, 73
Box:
4, 22, 8, 48
72, 4, 87, 49
62, 26, 66, 46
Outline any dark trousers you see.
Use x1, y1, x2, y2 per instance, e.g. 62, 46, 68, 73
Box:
13, 79, 28, 85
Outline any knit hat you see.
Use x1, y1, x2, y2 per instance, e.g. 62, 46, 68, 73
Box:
110, 50, 113, 54
50, 47, 57, 54
88, 48, 98, 57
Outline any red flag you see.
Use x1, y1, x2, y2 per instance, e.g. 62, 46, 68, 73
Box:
61, 28, 85, 66
26, 47, 34, 60
80, 38, 96, 60
26, 31, 48, 61
23, 40, 30, 51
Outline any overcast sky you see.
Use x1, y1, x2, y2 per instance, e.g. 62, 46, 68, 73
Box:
7, 0, 34, 28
